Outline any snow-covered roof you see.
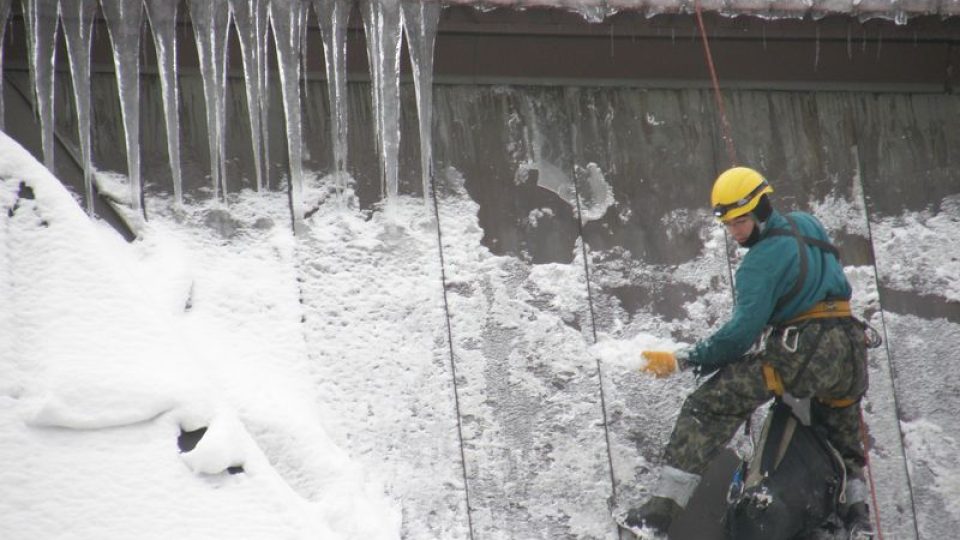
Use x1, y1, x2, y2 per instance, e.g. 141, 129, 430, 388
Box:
445, 0, 960, 23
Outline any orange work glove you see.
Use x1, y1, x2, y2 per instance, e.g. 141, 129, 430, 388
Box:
640, 350, 687, 378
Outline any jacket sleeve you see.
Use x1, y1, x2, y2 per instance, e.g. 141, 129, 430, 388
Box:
687, 256, 781, 369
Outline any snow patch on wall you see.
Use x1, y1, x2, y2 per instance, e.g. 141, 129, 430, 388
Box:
872, 194, 960, 302
902, 419, 960, 526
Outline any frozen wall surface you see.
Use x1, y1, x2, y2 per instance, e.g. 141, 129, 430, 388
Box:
2, 2, 960, 540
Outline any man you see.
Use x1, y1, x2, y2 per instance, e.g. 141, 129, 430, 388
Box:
625, 167, 873, 538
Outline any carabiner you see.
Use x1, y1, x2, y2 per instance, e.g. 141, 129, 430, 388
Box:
781, 326, 801, 353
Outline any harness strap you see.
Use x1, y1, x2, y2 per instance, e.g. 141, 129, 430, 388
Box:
762, 363, 785, 395
766, 215, 841, 312
759, 401, 793, 476
823, 396, 858, 408
783, 300, 852, 326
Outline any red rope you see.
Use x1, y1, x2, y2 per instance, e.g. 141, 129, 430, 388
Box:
693, 0, 738, 167
859, 407, 885, 540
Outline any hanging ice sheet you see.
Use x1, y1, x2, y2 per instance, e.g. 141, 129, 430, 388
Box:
269, 0, 307, 232
145, 0, 185, 206
229, 0, 268, 193
60, 0, 98, 214
101, 0, 145, 217
187, 0, 231, 201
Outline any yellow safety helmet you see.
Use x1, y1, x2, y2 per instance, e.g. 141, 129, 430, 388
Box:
710, 167, 774, 222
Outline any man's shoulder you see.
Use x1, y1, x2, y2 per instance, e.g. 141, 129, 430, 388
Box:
785, 211, 829, 236
782, 210, 815, 222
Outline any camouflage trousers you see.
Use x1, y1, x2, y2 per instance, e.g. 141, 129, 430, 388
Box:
663, 318, 869, 482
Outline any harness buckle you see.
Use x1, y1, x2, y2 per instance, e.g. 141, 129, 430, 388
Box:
781, 326, 800, 353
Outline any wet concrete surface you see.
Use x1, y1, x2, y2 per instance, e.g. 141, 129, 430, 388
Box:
880, 287, 960, 324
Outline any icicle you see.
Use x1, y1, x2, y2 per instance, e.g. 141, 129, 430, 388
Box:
20, 0, 36, 116
24, 0, 58, 171
313, 0, 351, 198
400, 0, 440, 206
188, 0, 231, 202
60, 0, 98, 215
145, 0, 185, 207
846, 23, 852, 60
359, 0, 383, 188
360, 0, 403, 207
101, 0, 145, 218
609, 23, 614, 58
269, 0, 307, 233
229, 0, 267, 192
814, 25, 820, 72
300, 1, 310, 102
0, 0, 12, 130
255, 0, 271, 189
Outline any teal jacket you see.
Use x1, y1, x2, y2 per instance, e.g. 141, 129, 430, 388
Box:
687, 209, 851, 370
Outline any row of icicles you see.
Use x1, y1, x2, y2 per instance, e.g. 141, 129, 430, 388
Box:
3, 0, 442, 233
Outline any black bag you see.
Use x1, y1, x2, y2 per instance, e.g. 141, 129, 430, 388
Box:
724, 400, 845, 540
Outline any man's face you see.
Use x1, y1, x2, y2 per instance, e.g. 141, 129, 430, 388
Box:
724, 214, 756, 245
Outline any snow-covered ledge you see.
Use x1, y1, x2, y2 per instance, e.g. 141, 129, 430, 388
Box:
443, 0, 960, 23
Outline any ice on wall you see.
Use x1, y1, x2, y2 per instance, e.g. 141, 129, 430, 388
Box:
523, 160, 615, 224
436, 171, 617, 539
881, 313, 960, 539
872, 194, 960, 302
295, 174, 469, 539
902, 418, 960, 529
808, 171, 872, 239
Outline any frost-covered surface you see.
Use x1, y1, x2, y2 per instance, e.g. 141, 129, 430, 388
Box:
438, 169, 617, 539
882, 313, 960, 539
902, 417, 960, 537
295, 174, 468, 540
868, 191, 960, 537
872, 194, 960, 303
809, 175, 871, 239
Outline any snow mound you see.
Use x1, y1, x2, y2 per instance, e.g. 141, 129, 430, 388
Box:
0, 133, 400, 540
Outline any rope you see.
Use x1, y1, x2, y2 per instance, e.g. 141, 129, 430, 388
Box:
694, 0, 737, 167
569, 160, 618, 535
692, 0, 739, 307
850, 142, 917, 540
429, 172, 476, 540
859, 407, 885, 540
